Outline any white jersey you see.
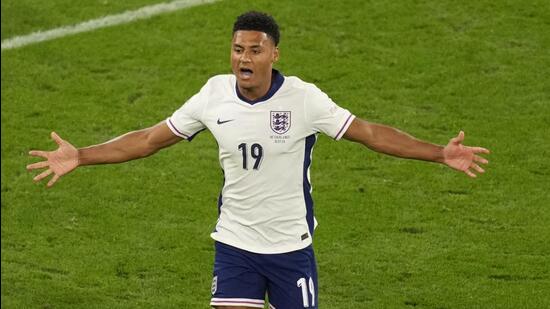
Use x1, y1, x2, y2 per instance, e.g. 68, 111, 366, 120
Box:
167, 71, 355, 254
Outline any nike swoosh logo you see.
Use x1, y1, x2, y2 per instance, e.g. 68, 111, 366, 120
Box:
217, 118, 234, 125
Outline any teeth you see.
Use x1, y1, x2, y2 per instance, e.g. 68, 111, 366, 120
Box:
240, 69, 253, 78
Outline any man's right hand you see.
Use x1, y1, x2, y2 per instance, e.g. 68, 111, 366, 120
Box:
27, 132, 79, 187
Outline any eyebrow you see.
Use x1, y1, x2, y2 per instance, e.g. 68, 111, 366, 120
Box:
233, 43, 262, 49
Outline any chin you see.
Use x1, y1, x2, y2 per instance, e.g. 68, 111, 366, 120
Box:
237, 79, 255, 89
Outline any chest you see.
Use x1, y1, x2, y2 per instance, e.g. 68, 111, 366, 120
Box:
204, 98, 308, 159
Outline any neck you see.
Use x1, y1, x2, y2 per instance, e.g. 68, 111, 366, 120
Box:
237, 74, 272, 101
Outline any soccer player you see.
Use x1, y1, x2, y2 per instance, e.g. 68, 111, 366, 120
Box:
27, 11, 489, 309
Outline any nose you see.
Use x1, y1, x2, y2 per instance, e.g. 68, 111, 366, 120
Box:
240, 50, 251, 63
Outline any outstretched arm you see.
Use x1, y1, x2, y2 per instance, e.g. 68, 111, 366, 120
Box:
343, 118, 490, 177
27, 121, 183, 187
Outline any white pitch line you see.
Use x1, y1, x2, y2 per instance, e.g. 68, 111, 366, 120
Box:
1, 0, 220, 51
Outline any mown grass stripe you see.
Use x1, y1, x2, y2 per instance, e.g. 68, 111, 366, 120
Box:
1, 0, 220, 51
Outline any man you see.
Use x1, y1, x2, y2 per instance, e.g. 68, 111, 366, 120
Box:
28, 11, 489, 309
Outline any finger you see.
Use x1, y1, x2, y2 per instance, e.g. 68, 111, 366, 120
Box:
471, 163, 485, 174
469, 146, 490, 154
51, 132, 64, 146
464, 169, 477, 178
451, 131, 465, 145
29, 150, 48, 158
47, 174, 60, 188
33, 169, 53, 182
474, 155, 489, 165
26, 161, 49, 170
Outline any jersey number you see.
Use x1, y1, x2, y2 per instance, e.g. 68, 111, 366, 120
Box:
238, 143, 263, 170
297, 277, 315, 307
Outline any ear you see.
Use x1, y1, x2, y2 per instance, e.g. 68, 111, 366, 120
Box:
272, 47, 279, 63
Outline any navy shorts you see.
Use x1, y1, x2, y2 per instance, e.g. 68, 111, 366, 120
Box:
210, 242, 318, 308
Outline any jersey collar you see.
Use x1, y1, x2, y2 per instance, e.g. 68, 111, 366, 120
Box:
235, 69, 285, 105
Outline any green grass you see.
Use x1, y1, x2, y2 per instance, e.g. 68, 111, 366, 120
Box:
2, 0, 550, 308
1, 0, 169, 40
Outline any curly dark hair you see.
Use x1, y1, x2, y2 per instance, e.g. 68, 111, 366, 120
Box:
233, 11, 280, 46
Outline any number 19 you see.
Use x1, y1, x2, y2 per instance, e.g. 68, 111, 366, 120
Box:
297, 277, 315, 307
238, 143, 263, 170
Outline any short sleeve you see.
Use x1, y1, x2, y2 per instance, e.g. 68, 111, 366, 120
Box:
166, 83, 209, 140
305, 85, 355, 140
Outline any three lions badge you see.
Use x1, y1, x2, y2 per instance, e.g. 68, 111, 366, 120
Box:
270, 111, 291, 134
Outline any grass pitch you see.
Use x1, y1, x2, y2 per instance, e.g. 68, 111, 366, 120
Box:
2, 0, 550, 308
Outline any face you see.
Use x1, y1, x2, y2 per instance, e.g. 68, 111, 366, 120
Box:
231, 30, 279, 97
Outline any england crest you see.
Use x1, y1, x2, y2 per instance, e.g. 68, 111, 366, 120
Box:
270, 111, 291, 134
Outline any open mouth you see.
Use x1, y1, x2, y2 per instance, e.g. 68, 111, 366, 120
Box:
239, 68, 254, 79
